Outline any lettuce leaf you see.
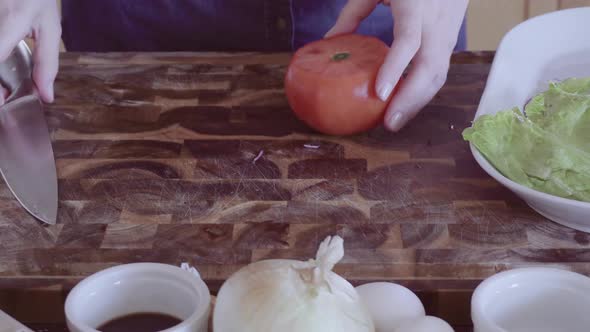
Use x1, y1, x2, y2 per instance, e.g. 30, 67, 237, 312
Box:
464, 78, 590, 202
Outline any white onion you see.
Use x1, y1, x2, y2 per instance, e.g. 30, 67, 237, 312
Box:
213, 236, 374, 332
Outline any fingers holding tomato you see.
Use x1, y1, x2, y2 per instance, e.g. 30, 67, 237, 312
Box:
285, 34, 400, 136
323, 0, 468, 133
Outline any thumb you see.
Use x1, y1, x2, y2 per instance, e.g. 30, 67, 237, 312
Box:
325, 0, 380, 37
32, 15, 61, 103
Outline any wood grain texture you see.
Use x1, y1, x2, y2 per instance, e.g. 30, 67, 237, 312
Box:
1, 51, 587, 328
5, 50, 588, 278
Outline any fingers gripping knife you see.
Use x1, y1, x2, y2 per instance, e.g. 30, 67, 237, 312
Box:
0, 41, 58, 224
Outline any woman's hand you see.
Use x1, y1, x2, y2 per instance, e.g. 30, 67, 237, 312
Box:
0, 0, 61, 104
326, 0, 469, 132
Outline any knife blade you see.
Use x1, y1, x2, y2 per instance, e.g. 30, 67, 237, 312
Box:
0, 41, 58, 225
0, 310, 34, 332
0, 94, 58, 224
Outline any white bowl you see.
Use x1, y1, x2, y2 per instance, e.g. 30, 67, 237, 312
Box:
65, 263, 210, 332
472, 7, 590, 231
472, 267, 590, 332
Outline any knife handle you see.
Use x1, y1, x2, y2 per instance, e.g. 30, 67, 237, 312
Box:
0, 310, 33, 332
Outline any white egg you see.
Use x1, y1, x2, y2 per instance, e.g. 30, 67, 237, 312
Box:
395, 316, 454, 332
356, 282, 425, 332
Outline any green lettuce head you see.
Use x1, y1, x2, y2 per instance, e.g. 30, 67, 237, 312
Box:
464, 78, 590, 202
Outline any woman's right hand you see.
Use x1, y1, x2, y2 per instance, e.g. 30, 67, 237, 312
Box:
0, 0, 61, 105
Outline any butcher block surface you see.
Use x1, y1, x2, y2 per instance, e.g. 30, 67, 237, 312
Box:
1, 51, 588, 328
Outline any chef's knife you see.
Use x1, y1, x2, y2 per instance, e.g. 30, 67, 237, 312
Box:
0, 41, 58, 224
0, 310, 34, 332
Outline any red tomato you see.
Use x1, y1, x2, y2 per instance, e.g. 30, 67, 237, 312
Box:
285, 34, 396, 136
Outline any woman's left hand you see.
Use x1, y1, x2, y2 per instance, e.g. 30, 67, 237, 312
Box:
326, 0, 469, 132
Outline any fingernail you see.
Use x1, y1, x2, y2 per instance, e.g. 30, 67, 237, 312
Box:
377, 82, 393, 102
387, 112, 405, 132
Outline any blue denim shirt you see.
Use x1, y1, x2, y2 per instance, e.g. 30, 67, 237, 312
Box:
62, 0, 466, 52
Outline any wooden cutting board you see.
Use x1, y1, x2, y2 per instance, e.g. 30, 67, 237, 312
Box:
1, 52, 589, 327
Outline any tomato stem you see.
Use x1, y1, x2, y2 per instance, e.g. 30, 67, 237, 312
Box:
332, 52, 350, 62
